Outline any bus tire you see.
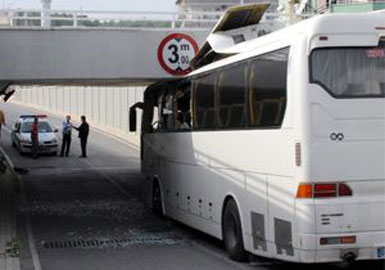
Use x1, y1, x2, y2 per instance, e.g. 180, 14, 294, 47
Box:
152, 180, 164, 218
222, 199, 249, 262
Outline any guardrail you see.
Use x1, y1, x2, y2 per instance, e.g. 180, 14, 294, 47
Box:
334, 0, 385, 4
0, 9, 316, 30
0, 9, 222, 29
316, 0, 385, 13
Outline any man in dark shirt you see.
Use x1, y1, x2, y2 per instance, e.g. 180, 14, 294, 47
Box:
74, 115, 89, 158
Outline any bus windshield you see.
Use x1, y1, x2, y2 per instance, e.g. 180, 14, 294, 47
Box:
311, 41, 385, 98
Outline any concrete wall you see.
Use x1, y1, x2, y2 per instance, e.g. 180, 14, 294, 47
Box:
0, 28, 209, 83
12, 85, 146, 146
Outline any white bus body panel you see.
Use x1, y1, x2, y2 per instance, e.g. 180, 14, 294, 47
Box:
141, 13, 385, 264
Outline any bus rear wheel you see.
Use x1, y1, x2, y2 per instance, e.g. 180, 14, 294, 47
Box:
152, 180, 164, 217
223, 199, 249, 262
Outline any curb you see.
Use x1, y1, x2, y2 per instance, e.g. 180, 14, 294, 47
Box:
0, 146, 21, 270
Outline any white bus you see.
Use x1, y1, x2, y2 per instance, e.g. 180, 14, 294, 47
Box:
130, 9, 385, 265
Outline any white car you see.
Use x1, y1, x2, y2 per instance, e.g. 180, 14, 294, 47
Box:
12, 115, 59, 155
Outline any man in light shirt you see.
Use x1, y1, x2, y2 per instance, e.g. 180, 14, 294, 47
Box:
60, 115, 72, 157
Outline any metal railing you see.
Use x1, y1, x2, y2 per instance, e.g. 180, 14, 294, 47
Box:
0, 8, 316, 30
0, 9, 223, 29
314, 0, 385, 14
334, 0, 385, 4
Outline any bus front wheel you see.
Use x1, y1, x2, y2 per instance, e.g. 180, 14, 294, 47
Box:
152, 180, 164, 218
223, 199, 249, 262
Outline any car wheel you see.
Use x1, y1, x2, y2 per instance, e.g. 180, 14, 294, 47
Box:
152, 180, 164, 217
223, 199, 249, 262
12, 140, 16, 148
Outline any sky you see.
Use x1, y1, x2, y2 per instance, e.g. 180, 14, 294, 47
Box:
2, 0, 178, 12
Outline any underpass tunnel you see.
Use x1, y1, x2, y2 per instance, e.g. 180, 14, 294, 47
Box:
0, 84, 189, 270
8, 84, 148, 147
0, 24, 214, 270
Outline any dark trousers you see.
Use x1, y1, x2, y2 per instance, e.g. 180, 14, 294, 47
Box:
32, 137, 39, 159
80, 137, 88, 157
61, 134, 71, 156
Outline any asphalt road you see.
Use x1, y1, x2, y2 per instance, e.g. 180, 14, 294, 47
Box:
0, 102, 383, 270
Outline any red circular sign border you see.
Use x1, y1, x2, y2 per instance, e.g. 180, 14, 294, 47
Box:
157, 33, 199, 76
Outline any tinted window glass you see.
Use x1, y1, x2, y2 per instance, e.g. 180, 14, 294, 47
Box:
311, 40, 385, 97
175, 82, 192, 131
194, 75, 216, 130
249, 48, 289, 128
157, 92, 174, 131
218, 63, 247, 129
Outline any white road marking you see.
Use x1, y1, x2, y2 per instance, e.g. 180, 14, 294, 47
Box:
24, 190, 43, 270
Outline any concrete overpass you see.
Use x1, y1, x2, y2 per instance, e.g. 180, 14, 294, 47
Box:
0, 27, 208, 84
0, 9, 214, 144
0, 9, 214, 90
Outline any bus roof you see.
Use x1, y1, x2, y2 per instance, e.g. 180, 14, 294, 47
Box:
189, 12, 385, 77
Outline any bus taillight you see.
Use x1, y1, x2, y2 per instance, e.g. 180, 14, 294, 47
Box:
338, 183, 353, 197
296, 183, 352, 199
314, 183, 337, 198
296, 184, 312, 198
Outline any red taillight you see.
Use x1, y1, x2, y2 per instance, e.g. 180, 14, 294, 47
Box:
314, 184, 337, 198
297, 183, 352, 199
338, 183, 353, 196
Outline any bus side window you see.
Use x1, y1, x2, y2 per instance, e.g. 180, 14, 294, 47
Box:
175, 83, 192, 131
248, 48, 289, 128
158, 93, 174, 132
194, 75, 216, 130
217, 63, 247, 129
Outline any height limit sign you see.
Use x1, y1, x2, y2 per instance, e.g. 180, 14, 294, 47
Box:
158, 33, 199, 76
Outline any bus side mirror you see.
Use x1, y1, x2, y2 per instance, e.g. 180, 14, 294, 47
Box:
129, 102, 143, 132
129, 108, 137, 132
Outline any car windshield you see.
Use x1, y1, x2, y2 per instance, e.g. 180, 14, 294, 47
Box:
21, 122, 53, 133
311, 40, 385, 98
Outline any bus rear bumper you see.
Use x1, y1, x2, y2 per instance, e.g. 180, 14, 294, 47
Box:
298, 231, 385, 263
